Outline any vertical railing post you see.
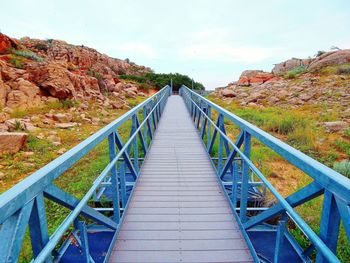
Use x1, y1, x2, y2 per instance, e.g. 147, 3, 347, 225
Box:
108, 132, 120, 223
29, 193, 52, 262
207, 105, 211, 150
240, 131, 251, 223
78, 221, 90, 263
142, 106, 148, 148
274, 213, 288, 263
315, 190, 341, 263
119, 160, 127, 208
131, 115, 139, 174
218, 115, 223, 175
231, 160, 238, 207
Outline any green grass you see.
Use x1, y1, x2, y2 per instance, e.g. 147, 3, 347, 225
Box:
9, 55, 25, 69
10, 99, 78, 118
207, 95, 350, 261
334, 160, 350, 178
11, 49, 45, 62
334, 139, 350, 157
284, 66, 307, 79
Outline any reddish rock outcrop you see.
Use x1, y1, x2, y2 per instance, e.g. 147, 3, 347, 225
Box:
0, 33, 152, 109
308, 49, 350, 70
272, 58, 312, 75
272, 49, 350, 74
237, 70, 278, 86
0, 34, 19, 54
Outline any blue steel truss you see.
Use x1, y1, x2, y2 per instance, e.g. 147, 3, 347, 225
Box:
0, 83, 349, 263
180, 85, 350, 263
0, 86, 171, 263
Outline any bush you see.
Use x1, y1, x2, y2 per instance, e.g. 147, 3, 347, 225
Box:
333, 160, 350, 178
119, 72, 205, 90
337, 66, 350, 75
334, 139, 350, 157
287, 127, 317, 152
9, 56, 25, 69
12, 49, 45, 62
285, 66, 306, 79
34, 43, 48, 51
87, 69, 103, 80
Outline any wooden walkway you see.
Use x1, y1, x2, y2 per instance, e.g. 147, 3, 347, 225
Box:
109, 96, 254, 263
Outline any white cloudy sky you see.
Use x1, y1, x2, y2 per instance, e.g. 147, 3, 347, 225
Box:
1, 0, 350, 89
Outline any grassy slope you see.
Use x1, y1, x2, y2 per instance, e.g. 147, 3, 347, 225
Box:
0, 96, 146, 262
207, 95, 350, 261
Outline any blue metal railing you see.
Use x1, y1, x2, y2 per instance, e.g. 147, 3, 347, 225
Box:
0, 85, 171, 262
180, 85, 350, 263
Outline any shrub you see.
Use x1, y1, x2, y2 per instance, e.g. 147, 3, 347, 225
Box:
287, 127, 317, 152
34, 43, 48, 51
315, 50, 326, 57
345, 128, 350, 138
87, 69, 103, 80
285, 66, 306, 79
119, 72, 205, 90
12, 49, 45, 62
333, 160, 350, 178
9, 56, 24, 69
60, 99, 77, 109
334, 139, 350, 157
337, 66, 350, 75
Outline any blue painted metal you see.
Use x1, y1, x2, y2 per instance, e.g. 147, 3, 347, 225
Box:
0, 86, 170, 263
180, 85, 350, 263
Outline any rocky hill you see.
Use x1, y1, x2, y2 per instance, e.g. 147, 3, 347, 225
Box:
215, 49, 350, 121
0, 33, 151, 111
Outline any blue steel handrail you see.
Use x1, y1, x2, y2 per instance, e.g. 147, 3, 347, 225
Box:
180, 85, 350, 263
0, 85, 171, 262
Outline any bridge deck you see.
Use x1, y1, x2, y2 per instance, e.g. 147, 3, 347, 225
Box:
109, 96, 253, 263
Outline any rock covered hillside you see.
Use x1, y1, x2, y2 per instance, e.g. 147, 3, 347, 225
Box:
0, 33, 151, 110
215, 49, 350, 121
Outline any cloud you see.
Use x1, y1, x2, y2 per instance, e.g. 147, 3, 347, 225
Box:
114, 43, 158, 59
179, 43, 271, 63
178, 28, 272, 63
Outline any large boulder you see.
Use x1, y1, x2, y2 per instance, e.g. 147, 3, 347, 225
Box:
237, 70, 276, 86
272, 58, 312, 75
6, 78, 42, 108
0, 132, 27, 154
28, 62, 75, 99
308, 49, 350, 70
0, 79, 11, 108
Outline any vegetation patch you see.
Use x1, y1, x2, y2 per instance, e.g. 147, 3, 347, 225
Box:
284, 66, 307, 79
119, 72, 205, 90
11, 48, 45, 62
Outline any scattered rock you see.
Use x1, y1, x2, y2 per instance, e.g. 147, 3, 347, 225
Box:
52, 113, 73, 123
23, 151, 34, 157
55, 122, 78, 129
323, 121, 349, 133
57, 148, 66, 154
111, 100, 127, 109
0, 132, 28, 154
221, 89, 236, 98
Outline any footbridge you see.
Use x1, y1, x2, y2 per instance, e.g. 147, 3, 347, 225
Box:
0, 85, 349, 263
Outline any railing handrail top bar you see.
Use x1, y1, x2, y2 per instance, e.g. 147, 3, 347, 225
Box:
0, 86, 170, 215
181, 85, 350, 197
